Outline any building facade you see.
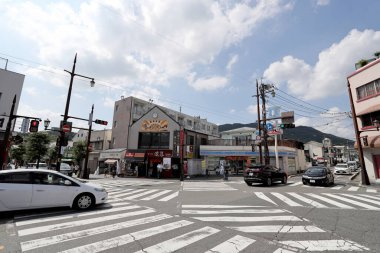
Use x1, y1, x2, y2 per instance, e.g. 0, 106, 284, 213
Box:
348, 57, 380, 183
0, 68, 25, 167
111, 97, 217, 177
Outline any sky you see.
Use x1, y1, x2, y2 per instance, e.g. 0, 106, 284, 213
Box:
1, 0, 380, 140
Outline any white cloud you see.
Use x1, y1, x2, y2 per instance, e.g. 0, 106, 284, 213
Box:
246, 104, 258, 115
316, 0, 330, 6
4, 0, 292, 90
264, 29, 380, 100
229, 109, 236, 113
226, 54, 239, 72
187, 74, 229, 91
24, 87, 39, 96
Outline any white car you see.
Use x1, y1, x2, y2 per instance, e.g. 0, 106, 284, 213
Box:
333, 163, 352, 175
0, 169, 108, 212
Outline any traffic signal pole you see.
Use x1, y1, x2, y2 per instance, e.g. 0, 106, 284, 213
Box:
256, 80, 263, 164
82, 104, 94, 179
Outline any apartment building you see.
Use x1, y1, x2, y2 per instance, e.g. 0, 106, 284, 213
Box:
348, 57, 380, 183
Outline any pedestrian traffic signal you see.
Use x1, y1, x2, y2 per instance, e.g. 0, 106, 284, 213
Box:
29, 120, 39, 132
280, 123, 295, 129
94, 119, 108, 125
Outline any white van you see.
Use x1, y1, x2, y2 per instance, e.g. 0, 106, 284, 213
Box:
347, 161, 358, 172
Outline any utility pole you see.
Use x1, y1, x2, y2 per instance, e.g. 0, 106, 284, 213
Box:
256, 80, 263, 164
0, 95, 16, 170
82, 104, 94, 179
260, 82, 270, 165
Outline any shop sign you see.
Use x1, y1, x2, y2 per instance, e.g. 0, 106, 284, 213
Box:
146, 150, 172, 158
141, 120, 168, 132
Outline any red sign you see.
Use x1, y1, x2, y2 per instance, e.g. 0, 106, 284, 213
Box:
60, 121, 72, 133
146, 150, 172, 158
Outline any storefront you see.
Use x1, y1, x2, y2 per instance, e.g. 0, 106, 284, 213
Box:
124, 150, 146, 177
145, 150, 173, 178
99, 148, 127, 175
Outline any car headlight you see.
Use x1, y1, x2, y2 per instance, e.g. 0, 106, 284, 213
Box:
94, 187, 106, 192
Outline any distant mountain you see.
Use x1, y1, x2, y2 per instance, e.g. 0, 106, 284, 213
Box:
218, 123, 354, 146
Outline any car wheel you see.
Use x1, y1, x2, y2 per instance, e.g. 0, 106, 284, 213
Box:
73, 193, 95, 210
265, 178, 272, 186
302, 181, 307, 185
281, 175, 288, 184
245, 181, 252, 186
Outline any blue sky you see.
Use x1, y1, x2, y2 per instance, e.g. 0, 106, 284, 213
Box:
1, 0, 380, 140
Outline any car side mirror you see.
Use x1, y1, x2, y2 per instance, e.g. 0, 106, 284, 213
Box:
64, 180, 72, 186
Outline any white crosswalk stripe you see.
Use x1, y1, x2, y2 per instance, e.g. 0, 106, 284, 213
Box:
181, 204, 369, 252
254, 192, 380, 210
91, 178, 175, 187
105, 188, 179, 202
183, 181, 237, 191
288, 181, 378, 193
13, 202, 276, 253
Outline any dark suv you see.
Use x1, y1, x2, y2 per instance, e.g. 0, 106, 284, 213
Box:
243, 165, 287, 186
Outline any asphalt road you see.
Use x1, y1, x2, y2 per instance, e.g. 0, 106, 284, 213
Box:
1, 173, 379, 252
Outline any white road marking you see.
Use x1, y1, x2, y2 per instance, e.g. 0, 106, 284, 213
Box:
289, 182, 303, 187
140, 190, 172, 200
20, 214, 172, 251
340, 193, 380, 206
133, 226, 220, 253
323, 193, 380, 210
347, 186, 359, 191
271, 193, 303, 207
255, 192, 278, 206
18, 208, 155, 236
16, 204, 139, 226
192, 216, 302, 222
158, 191, 179, 201
228, 225, 324, 233
358, 194, 380, 201
287, 192, 328, 208
279, 239, 370, 251
331, 185, 344, 190
59, 220, 193, 253
182, 204, 268, 209
182, 209, 287, 215
110, 189, 147, 198
123, 189, 159, 200
366, 189, 377, 193
273, 248, 296, 253
305, 193, 355, 209
204, 235, 255, 253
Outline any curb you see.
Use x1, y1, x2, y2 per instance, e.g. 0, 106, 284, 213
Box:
350, 171, 361, 181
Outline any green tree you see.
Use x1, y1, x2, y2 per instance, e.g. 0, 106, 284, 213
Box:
25, 132, 50, 168
72, 141, 86, 167
10, 144, 26, 167
48, 146, 58, 164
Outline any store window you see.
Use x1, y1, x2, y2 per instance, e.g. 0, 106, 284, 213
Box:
138, 132, 170, 149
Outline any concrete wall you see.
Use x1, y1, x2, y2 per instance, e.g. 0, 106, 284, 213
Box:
111, 97, 133, 149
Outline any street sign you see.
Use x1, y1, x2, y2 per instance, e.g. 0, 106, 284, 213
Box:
266, 123, 273, 131
281, 111, 295, 124
268, 129, 283, 136
60, 121, 72, 133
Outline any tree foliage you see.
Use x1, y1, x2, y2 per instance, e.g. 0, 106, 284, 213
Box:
72, 140, 86, 166
25, 132, 50, 166
10, 144, 26, 166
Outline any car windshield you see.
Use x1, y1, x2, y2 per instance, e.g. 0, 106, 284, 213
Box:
305, 167, 326, 176
335, 164, 347, 168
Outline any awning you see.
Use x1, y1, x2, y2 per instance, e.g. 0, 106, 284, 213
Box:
356, 103, 380, 116
104, 159, 118, 164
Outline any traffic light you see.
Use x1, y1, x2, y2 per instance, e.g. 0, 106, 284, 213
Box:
94, 119, 108, 125
280, 123, 295, 129
29, 120, 39, 132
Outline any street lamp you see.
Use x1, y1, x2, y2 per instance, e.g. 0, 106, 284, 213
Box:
44, 118, 51, 130
56, 54, 95, 172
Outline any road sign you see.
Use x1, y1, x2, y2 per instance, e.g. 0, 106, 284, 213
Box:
266, 123, 273, 131
60, 121, 72, 133
281, 111, 295, 124
268, 129, 283, 136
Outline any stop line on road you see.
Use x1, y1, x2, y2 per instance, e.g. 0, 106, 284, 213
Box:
254, 192, 380, 210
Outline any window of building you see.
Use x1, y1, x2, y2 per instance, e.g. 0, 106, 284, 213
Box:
356, 78, 380, 100
187, 119, 192, 126
112, 137, 116, 146
114, 121, 117, 128
207, 125, 210, 131
138, 132, 170, 149
201, 124, 206, 130
360, 110, 380, 128
187, 135, 194, 145
115, 105, 119, 112
201, 137, 207, 145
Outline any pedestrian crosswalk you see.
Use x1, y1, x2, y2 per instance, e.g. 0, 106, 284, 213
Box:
12, 200, 335, 253
254, 192, 380, 210
91, 178, 175, 187
180, 204, 369, 252
287, 181, 379, 193
182, 181, 237, 191
105, 188, 179, 202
